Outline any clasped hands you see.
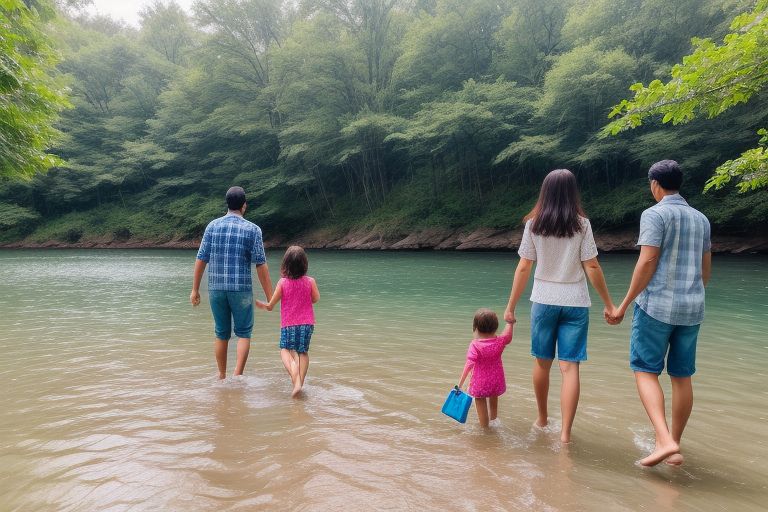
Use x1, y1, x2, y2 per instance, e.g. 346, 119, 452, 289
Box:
603, 304, 625, 325
255, 300, 273, 311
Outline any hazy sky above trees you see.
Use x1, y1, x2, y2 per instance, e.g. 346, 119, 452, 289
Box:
85, 0, 195, 26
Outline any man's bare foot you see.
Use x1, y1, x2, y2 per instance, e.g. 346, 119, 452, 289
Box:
665, 453, 684, 466
534, 418, 548, 429
637, 442, 680, 467
218, 373, 226, 380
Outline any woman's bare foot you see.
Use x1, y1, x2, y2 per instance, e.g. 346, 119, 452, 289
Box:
560, 432, 571, 444
665, 453, 684, 466
637, 441, 680, 467
534, 418, 548, 429
291, 381, 303, 398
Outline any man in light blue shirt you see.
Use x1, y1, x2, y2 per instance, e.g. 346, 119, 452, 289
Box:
191, 187, 273, 379
609, 160, 712, 467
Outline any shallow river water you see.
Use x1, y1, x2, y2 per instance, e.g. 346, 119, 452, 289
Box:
0, 249, 766, 511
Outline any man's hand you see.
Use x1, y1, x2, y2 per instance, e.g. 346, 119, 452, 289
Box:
190, 289, 201, 307
504, 308, 516, 325
604, 305, 625, 325
256, 300, 273, 311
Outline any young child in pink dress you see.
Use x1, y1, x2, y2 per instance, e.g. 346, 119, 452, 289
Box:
256, 246, 320, 398
458, 309, 514, 427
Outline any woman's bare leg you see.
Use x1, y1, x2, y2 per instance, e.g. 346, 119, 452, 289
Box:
559, 361, 580, 443
533, 358, 553, 427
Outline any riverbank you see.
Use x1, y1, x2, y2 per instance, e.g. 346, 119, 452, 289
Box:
3, 227, 767, 253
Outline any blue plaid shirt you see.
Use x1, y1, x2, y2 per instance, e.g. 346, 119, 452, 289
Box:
196, 213, 267, 292
636, 194, 711, 326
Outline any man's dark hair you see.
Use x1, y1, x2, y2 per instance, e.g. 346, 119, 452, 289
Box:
473, 308, 499, 334
648, 160, 683, 191
226, 186, 246, 210
281, 245, 309, 279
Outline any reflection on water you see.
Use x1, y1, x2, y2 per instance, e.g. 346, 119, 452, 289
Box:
0, 249, 766, 511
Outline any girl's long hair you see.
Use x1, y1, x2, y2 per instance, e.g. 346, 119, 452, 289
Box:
525, 169, 586, 238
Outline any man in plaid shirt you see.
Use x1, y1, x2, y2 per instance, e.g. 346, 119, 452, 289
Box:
191, 187, 273, 379
608, 160, 712, 467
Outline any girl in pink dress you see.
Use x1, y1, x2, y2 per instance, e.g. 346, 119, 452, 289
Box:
458, 309, 514, 427
257, 246, 320, 398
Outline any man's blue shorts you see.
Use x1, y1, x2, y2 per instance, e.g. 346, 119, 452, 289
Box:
209, 290, 254, 340
530, 302, 589, 362
630, 304, 700, 377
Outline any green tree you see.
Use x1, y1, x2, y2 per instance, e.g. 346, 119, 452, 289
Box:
0, 0, 68, 178
603, 0, 768, 192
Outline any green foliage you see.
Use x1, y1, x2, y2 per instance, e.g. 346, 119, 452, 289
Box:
603, 1, 768, 191
0, 0, 69, 178
2, 0, 766, 247
706, 129, 768, 192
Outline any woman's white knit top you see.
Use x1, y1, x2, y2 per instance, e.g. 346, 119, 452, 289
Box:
517, 217, 598, 307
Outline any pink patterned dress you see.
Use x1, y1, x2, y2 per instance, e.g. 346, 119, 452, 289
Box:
463, 330, 513, 398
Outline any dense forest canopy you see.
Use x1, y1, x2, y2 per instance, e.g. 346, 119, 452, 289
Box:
1, 0, 766, 245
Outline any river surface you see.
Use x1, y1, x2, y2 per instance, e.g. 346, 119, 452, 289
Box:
0, 249, 766, 511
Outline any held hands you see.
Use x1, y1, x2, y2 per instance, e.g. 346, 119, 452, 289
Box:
603, 304, 625, 325
503, 308, 516, 325
255, 300, 273, 311
190, 290, 201, 307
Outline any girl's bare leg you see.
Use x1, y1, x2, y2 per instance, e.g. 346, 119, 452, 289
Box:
475, 397, 489, 427
290, 350, 302, 398
489, 396, 499, 421
280, 349, 298, 386
559, 361, 580, 443
298, 353, 309, 386
533, 358, 553, 427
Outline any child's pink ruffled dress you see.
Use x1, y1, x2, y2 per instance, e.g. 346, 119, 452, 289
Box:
463, 331, 512, 398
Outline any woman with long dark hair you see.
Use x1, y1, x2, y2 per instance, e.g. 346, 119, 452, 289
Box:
504, 169, 615, 444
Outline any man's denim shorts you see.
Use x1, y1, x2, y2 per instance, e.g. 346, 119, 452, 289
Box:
630, 304, 700, 377
530, 302, 589, 362
209, 290, 254, 340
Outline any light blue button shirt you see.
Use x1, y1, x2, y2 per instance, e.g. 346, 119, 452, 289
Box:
196, 213, 267, 292
635, 194, 711, 326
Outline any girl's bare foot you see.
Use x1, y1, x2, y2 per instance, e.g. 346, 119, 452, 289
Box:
665, 453, 684, 466
637, 441, 680, 467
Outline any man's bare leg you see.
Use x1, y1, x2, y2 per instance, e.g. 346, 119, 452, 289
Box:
666, 376, 693, 466
233, 338, 250, 376
214, 338, 228, 379
635, 371, 680, 466
533, 358, 553, 427
559, 361, 580, 444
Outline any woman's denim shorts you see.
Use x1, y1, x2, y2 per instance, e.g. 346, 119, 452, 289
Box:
530, 302, 589, 362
